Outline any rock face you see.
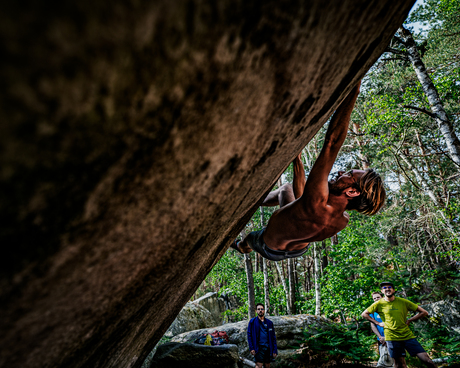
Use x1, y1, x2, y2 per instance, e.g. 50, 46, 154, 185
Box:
170, 314, 331, 361
193, 292, 228, 326
0, 1, 415, 367
422, 299, 460, 334
150, 343, 240, 368
165, 302, 216, 338
165, 292, 238, 337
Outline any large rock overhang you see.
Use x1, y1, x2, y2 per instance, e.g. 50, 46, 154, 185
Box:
0, 0, 415, 367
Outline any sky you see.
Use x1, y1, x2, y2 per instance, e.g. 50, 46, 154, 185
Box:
408, 0, 431, 34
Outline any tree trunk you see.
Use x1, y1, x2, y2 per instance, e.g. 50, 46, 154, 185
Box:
263, 258, 270, 315
331, 234, 339, 266
245, 253, 256, 320
275, 261, 290, 315
399, 25, 460, 167
260, 206, 270, 314
314, 243, 322, 316
321, 240, 328, 273
288, 258, 296, 314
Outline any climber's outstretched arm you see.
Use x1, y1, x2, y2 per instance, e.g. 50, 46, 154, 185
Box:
299, 82, 361, 207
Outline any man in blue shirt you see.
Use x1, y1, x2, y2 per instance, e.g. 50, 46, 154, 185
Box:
247, 303, 278, 367
370, 292, 386, 347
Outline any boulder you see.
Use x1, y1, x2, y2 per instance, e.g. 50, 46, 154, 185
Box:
150, 342, 240, 368
165, 302, 216, 338
170, 314, 331, 359
193, 292, 227, 326
422, 299, 460, 334
0, 0, 416, 367
221, 290, 242, 312
272, 349, 299, 368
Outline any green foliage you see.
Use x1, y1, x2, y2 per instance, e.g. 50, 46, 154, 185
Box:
296, 323, 376, 364
412, 320, 460, 362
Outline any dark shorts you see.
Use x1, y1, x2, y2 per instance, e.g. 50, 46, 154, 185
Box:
387, 338, 425, 358
255, 346, 271, 363
246, 228, 309, 261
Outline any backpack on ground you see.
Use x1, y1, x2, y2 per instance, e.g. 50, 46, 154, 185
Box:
194, 330, 229, 345
210, 330, 229, 344
211, 337, 226, 346
194, 333, 210, 345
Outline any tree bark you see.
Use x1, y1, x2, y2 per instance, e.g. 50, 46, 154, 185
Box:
260, 206, 270, 314
245, 253, 256, 320
288, 258, 296, 314
263, 258, 270, 315
275, 261, 290, 315
314, 243, 322, 316
399, 25, 460, 167
321, 240, 328, 273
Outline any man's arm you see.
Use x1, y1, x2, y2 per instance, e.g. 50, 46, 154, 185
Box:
406, 306, 428, 325
247, 320, 256, 355
370, 321, 386, 345
300, 82, 361, 206
362, 309, 385, 328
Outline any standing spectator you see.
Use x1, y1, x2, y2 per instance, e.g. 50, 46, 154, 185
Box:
247, 303, 278, 368
370, 292, 394, 367
370, 292, 386, 346
362, 281, 437, 368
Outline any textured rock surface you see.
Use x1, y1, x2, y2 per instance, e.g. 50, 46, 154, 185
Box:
422, 299, 460, 334
164, 302, 216, 337
193, 292, 227, 325
170, 314, 331, 358
150, 342, 240, 368
0, 1, 415, 367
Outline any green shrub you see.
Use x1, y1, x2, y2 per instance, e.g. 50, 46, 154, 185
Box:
293, 323, 376, 366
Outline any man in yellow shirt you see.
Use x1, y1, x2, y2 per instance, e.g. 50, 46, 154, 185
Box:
362, 281, 437, 368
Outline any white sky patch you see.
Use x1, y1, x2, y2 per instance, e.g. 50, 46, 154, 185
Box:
407, 0, 431, 34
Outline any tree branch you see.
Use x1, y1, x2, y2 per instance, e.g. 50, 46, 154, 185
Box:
385, 47, 408, 56
447, 173, 460, 181
392, 35, 407, 46
390, 148, 423, 191
402, 105, 455, 126
402, 104, 437, 119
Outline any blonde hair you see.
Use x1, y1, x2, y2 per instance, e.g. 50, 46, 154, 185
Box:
350, 169, 386, 215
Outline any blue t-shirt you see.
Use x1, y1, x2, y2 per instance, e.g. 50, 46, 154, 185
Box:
259, 320, 269, 347
370, 312, 385, 340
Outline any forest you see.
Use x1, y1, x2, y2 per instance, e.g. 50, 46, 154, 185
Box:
192, 0, 460, 365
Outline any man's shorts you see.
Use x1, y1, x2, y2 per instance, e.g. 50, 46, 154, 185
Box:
254, 346, 271, 363
387, 338, 425, 358
245, 228, 308, 261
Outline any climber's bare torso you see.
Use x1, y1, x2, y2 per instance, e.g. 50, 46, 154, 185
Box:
262, 195, 350, 251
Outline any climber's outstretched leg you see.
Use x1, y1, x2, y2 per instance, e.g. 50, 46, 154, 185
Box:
261, 183, 295, 208
292, 153, 306, 199
262, 153, 305, 207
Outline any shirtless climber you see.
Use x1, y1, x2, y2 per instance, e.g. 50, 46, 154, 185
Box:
232, 82, 386, 261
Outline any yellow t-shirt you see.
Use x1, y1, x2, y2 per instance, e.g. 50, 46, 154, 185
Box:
366, 297, 418, 341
